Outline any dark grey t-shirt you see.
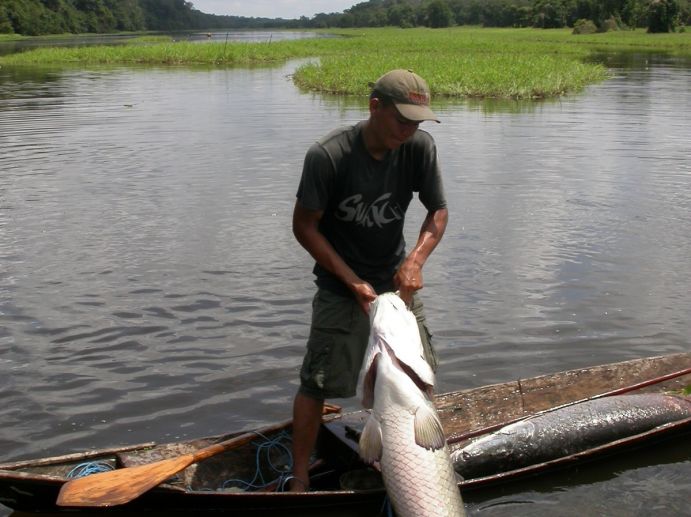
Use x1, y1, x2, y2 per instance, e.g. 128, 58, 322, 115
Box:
296, 121, 446, 295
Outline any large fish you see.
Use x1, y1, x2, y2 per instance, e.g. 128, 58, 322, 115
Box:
358, 292, 465, 517
451, 393, 691, 479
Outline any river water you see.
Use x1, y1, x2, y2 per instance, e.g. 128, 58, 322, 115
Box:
1, 32, 690, 516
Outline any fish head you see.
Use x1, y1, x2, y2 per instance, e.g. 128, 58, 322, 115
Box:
359, 292, 435, 407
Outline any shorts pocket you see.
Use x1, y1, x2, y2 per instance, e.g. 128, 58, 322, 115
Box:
299, 290, 372, 398
310, 290, 354, 333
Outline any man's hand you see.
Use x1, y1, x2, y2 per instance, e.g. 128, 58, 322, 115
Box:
394, 258, 423, 306
350, 280, 378, 314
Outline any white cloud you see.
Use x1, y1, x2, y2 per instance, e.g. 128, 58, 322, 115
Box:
190, 0, 358, 19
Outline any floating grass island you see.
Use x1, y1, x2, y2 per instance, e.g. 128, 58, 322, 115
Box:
2, 27, 690, 99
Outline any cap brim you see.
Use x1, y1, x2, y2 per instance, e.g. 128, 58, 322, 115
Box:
394, 102, 440, 123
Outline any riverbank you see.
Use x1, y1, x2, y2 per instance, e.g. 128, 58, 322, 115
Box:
0, 34, 25, 41
1, 27, 689, 99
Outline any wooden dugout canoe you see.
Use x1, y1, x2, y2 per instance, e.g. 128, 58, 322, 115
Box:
2, 352, 691, 515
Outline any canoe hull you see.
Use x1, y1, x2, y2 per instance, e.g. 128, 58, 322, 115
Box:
2, 352, 691, 514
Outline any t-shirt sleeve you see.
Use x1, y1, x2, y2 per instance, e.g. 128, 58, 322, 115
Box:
296, 142, 334, 211
416, 134, 447, 212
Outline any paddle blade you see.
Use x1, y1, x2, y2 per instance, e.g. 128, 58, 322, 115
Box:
57, 453, 195, 507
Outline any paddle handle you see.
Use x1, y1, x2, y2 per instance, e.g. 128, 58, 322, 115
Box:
190, 424, 287, 463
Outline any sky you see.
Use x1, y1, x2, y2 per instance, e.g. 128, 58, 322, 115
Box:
190, 1, 359, 20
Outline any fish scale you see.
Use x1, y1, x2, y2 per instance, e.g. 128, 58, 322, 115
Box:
378, 404, 463, 517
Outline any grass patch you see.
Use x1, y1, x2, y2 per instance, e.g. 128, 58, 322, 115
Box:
0, 34, 26, 41
1, 27, 689, 99
0, 39, 308, 65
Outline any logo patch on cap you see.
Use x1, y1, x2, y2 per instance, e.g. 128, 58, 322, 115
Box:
407, 91, 430, 105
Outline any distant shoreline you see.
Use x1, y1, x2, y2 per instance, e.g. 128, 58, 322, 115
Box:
2, 27, 689, 100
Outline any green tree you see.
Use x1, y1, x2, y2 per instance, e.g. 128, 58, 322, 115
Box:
2, 0, 49, 35
335, 12, 354, 26
104, 0, 145, 31
482, 0, 532, 26
427, 0, 454, 27
388, 3, 416, 27
621, 0, 648, 26
454, 0, 484, 25
533, 0, 569, 27
311, 12, 331, 27
648, 0, 680, 31
345, 0, 388, 26
0, 5, 13, 33
139, 0, 194, 30
73, 0, 116, 31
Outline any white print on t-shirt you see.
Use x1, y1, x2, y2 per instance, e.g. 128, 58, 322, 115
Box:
335, 193, 403, 228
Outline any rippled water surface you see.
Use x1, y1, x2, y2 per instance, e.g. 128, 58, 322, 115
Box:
1, 41, 691, 516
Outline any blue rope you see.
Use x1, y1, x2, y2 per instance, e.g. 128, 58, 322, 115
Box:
220, 430, 294, 492
65, 461, 115, 478
380, 495, 394, 517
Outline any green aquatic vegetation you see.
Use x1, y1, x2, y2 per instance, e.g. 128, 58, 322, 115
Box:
1, 27, 689, 99
0, 34, 25, 41
292, 28, 611, 98
0, 38, 319, 66
294, 52, 605, 99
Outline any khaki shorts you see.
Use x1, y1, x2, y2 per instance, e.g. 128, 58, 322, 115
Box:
298, 289, 438, 400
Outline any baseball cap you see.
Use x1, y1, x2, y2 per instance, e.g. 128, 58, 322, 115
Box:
370, 69, 440, 123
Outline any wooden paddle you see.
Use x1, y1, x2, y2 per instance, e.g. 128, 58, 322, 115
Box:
57, 403, 341, 508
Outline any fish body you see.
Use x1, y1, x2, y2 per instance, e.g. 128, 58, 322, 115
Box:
451, 393, 691, 479
358, 293, 465, 517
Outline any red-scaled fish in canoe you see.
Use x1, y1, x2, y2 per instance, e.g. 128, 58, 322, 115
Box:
451, 393, 691, 479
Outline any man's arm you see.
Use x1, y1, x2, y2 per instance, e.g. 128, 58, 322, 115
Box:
394, 207, 448, 304
292, 200, 377, 313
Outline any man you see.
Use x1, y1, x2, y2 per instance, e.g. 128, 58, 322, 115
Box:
289, 69, 448, 491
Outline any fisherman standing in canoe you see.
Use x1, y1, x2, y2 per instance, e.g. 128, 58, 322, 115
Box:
290, 69, 448, 491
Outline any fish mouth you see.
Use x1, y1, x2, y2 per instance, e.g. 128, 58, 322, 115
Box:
380, 340, 435, 399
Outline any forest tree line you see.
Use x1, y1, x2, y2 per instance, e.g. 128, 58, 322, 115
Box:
1, 0, 688, 36
0, 0, 293, 34
330, 0, 690, 31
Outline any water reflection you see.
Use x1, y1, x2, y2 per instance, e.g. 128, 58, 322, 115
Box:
175, 30, 335, 43
0, 30, 328, 56
0, 66, 66, 99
